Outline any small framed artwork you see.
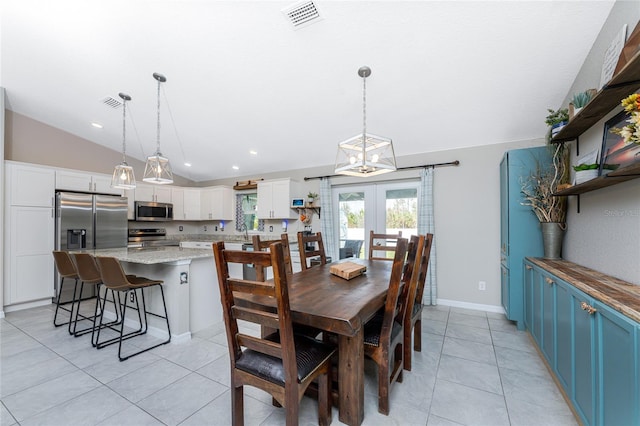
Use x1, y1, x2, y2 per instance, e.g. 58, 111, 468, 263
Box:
599, 109, 640, 175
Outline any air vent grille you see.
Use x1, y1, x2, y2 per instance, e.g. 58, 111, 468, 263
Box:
282, 1, 322, 30
101, 96, 122, 109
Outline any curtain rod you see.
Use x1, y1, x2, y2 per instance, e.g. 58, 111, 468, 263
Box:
303, 160, 460, 181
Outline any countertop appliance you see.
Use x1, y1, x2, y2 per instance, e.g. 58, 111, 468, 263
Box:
128, 228, 180, 247
55, 191, 128, 300
134, 201, 173, 221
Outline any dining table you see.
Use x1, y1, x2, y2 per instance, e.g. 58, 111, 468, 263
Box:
236, 258, 393, 426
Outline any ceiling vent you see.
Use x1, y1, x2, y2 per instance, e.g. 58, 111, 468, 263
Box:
101, 96, 122, 109
282, 1, 323, 30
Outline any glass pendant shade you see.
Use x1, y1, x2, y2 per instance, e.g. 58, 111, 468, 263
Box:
335, 66, 396, 177
111, 93, 137, 189
143, 72, 174, 184
143, 152, 173, 184
112, 163, 136, 189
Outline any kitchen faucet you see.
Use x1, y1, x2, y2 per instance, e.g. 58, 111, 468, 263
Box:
239, 222, 249, 241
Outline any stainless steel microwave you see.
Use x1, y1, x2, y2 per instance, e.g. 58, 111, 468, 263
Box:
134, 201, 173, 221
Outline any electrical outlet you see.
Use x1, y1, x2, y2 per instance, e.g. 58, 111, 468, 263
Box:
178, 225, 183, 232
129, 292, 135, 303
203, 225, 207, 232
478, 281, 486, 291
215, 225, 218, 231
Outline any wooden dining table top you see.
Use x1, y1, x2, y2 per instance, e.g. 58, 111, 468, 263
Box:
235, 258, 394, 336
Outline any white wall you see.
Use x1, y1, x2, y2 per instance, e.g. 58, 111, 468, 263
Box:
559, 1, 640, 284
1, 88, 5, 317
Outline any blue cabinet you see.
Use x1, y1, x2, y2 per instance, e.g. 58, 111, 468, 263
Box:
500, 147, 551, 329
524, 259, 639, 426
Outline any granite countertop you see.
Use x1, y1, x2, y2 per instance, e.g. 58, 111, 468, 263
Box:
166, 233, 299, 245
85, 247, 213, 265
527, 257, 640, 323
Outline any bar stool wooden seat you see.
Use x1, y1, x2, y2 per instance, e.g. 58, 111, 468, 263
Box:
94, 256, 171, 361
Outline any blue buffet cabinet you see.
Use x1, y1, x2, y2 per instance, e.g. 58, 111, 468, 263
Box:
500, 146, 551, 329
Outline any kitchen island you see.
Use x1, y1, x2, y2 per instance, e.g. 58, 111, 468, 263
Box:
89, 245, 223, 342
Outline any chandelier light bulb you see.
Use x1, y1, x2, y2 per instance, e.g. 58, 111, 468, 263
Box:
371, 154, 379, 163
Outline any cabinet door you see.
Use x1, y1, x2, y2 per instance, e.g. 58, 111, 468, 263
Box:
271, 180, 293, 218
201, 188, 214, 220
172, 188, 185, 220
555, 279, 573, 391
595, 300, 639, 426
531, 267, 543, 346
7, 206, 55, 303
154, 186, 172, 203
56, 170, 94, 192
8, 163, 55, 207
500, 155, 509, 258
573, 292, 596, 426
135, 183, 155, 202
183, 189, 201, 220
93, 173, 122, 195
501, 264, 509, 315
523, 262, 534, 331
256, 181, 273, 219
541, 272, 556, 367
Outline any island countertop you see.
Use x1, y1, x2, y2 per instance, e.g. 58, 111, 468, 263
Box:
84, 246, 213, 265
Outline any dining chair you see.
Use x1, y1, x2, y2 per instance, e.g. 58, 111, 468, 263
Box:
363, 237, 409, 415
52, 251, 80, 331
368, 230, 403, 261
297, 231, 327, 270
212, 241, 336, 426
403, 233, 433, 371
252, 234, 293, 281
94, 256, 171, 361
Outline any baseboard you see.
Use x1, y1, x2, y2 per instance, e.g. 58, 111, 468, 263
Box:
4, 298, 52, 313
437, 298, 505, 314
0, 310, 4, 319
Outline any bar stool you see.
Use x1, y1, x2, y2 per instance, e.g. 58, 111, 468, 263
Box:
52, 251, 79, 333
94, 256, 171, 361
70, 253, 122, 342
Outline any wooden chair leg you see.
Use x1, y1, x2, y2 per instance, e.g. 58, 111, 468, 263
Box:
318, 371, 331, 426
404, 331, 413, 371
377, 359, 390, 415
232, 385, 244, 426
414, 319, 422, 351
395, 343, 404, 383
285, 396, 299, 426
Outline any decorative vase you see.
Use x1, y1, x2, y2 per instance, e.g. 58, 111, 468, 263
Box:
541, 222, 565, 259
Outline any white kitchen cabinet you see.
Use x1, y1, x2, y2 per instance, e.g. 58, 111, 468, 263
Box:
201, 186, 234, 221
4, 162, 56, 306
134, 183, 172, 203
56, 169, 122, 195
180, 241, 213, 249
225, 242, 244, 278
173, 188, 201, 221
6, 162, 55, 207
257, 178, 299, 219
171, 187, 185, 220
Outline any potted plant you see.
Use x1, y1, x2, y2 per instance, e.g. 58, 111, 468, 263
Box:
569, 89, 596, 119
573, 162, 599, 184
307, 191, 318, 206
545, 108, 569, 141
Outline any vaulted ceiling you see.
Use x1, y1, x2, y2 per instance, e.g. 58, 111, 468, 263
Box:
2, 1, 615, 182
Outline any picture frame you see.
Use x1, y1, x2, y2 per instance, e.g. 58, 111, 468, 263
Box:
599, 109, 640, 175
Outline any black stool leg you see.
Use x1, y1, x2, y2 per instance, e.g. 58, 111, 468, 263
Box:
54, 276, 78, 327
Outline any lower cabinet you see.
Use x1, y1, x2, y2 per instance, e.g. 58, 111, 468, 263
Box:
523, 258, 639, 426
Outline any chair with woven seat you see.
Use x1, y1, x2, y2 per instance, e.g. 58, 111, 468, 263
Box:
363, 237, 408, 415
212, 241, 335, 426
403, 233, 433, 371
93, 256, 171, 361
52, 251, 80, 332
368, 230, 403, 261
252, 234, 293, 281
297, 231, 327, 270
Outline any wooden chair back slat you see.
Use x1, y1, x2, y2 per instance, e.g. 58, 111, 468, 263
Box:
232, 306, 280, 330
252, 234, 293, 281
297, 231, 327, 270
368, 230, 403, 261
414, 233, 434, 305
228, 279, 276, 297
237, 334, 283, 359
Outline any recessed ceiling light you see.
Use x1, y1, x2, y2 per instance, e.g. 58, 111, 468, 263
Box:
184, 162, 192, 167
91, 122, 103, 129
232, 165, 239, 170
249, 150, 258, 155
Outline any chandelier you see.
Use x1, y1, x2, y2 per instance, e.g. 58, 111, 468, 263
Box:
143, 72, 174, 184
110, 92, 136, 189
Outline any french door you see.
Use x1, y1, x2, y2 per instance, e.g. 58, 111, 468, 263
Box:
332, 181, 418, 259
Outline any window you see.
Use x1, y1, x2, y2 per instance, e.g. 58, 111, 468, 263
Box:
235, 193, 264, 232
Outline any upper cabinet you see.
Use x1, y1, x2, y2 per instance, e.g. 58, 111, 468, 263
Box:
6, 162, 55, 207
201, 186, 234, 220
56, 169, 122, 195
134, 183, 172, 203
257, 178, 299, 219
172, 187, 201, 221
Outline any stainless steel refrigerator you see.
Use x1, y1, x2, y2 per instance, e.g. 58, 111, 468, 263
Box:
55, 191, 128, 299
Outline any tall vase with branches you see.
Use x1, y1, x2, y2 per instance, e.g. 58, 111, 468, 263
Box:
520, 142, 569, 258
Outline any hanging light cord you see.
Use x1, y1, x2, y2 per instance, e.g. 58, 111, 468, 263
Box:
162, 87, 189, 169
121, 98, 128, 163
362, 73, 367, 141
156, 78, 162, 154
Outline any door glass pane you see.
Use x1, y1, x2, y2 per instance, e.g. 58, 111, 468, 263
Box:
385, 188, 418, 240
338, 192, 365, 259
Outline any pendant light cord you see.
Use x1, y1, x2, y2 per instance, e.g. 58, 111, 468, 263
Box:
156, 78, 161, 154
122, 98, 127, 163
362, 74, 367, 162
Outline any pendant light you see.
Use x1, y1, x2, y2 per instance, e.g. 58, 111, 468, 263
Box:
111, 93, 136, 189
335, 66, 396, 177
143, 72, 174, 184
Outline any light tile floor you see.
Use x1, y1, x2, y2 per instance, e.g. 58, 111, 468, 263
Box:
1, 303, 578, 425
